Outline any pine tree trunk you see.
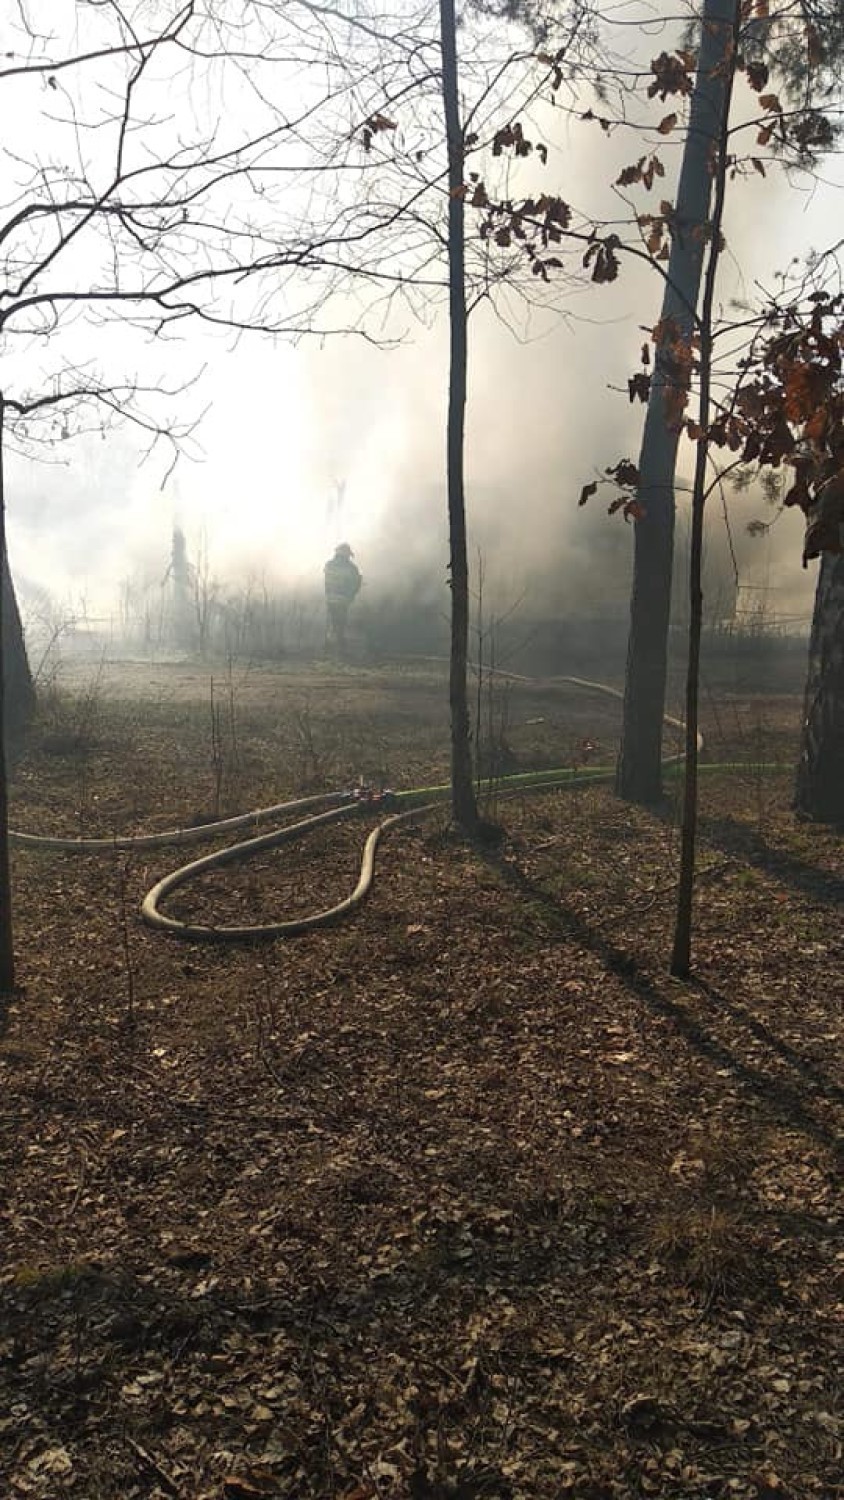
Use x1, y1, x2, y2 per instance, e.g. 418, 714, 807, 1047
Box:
794, 551, 844, 826
440, 0, 479, 832
617, 0, 736, 805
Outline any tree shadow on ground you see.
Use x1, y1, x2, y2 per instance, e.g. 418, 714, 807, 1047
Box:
0, 1199, 637, 1500
484, 852, 843, 1163
694, 978, 844, 1107
1, 1153, 833, 1500
695, 812, 844, 908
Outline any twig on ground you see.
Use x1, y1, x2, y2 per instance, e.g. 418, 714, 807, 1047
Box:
124, 1436, 183, 1498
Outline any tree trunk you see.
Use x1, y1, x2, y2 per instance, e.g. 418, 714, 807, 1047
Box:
440, 0, 479, 831
0, 399, 21, 995
617, 0, 736, 805
794, 551, 844, 826
669, 2, 739, 980
3, 550, 35, 755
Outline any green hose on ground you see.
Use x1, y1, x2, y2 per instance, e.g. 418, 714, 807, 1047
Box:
138, 759, 786, 943
10, 666, 787, 943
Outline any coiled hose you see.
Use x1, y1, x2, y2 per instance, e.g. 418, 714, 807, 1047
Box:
10, 671, 706, 943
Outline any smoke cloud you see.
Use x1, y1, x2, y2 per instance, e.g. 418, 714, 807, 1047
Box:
8, 16, 835, 648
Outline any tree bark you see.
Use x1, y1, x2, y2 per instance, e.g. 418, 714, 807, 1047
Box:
617, 0, 736, 805
440, 0, 479, 831
0, 399, 19, 994
669, 2, 739, 980
2, 551, 35, 754
794, 550, 844, 826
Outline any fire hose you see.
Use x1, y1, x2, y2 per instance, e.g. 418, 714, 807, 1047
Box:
8, 672, 738, 944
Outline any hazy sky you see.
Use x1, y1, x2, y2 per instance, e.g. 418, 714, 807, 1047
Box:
5, 1, 839, 630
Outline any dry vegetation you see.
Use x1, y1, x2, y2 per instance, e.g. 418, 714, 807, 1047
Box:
0, 660, 841, 1500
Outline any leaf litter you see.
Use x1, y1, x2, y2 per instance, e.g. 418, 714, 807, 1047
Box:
0, 664, 840, 1499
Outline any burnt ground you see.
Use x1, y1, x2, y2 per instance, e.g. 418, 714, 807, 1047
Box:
0, 659, 841, 1500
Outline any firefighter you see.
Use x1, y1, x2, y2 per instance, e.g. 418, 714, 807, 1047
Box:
323, 542, 362, 653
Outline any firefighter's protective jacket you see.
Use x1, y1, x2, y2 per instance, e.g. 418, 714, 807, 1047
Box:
324, 555, 362, 606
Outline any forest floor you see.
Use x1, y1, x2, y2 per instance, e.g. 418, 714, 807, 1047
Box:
0, 657, 841, 1500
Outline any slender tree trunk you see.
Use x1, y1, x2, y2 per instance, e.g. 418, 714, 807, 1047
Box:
617, 0, 736, 805
0, 398, 17, 994
2, 552, 35, 754
440, 0, 479, 831
794, 551, 844, 826
670, 3, 740, 980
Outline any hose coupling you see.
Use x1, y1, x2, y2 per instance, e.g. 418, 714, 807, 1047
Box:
343, 783, 398, 810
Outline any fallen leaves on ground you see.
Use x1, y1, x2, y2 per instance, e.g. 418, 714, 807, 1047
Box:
0, 665, 840, 1499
